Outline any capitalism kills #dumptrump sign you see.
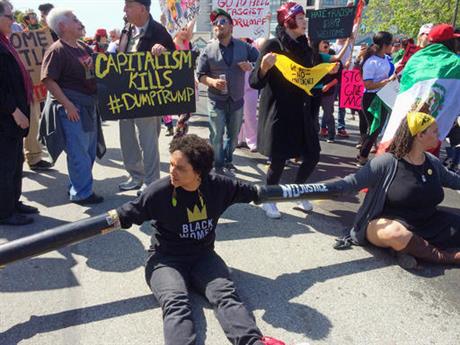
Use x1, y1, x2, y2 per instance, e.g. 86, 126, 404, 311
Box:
94, 50, 196, 121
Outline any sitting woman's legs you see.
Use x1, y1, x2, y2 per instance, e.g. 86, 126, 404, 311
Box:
366, 218, 413, 251
148, 258, 196, 345
366, 218, 460, 264
191, 251, 263, 345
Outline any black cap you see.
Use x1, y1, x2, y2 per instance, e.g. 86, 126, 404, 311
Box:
210, 8, 233, 24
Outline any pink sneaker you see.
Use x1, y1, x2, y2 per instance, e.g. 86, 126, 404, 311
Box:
319, 128, 328, 137
261, 336, 286, 345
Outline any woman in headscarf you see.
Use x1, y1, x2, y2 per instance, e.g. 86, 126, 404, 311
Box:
330, 112, 460, 267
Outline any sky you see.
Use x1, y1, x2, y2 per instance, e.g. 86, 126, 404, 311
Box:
13, 0, 162, 37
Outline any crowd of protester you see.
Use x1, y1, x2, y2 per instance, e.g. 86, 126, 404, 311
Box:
1, 0, 459, 343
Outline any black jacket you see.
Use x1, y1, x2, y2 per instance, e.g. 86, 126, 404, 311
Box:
0, 43, 30, 138
119, 15, 175, 53
249, 33, 320, 159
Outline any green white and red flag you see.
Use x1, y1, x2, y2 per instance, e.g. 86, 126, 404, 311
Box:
377, 43, 460, 153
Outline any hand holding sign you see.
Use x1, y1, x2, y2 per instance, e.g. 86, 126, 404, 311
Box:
151, 44, 167, 56
328, 62, 340, 75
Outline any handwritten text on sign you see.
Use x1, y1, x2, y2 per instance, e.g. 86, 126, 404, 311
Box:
307, 6, 355, 41
10, 30, 53, 102
340, 69, 364, 110
94, 50, 196, 120
213, 0, 271, 39
274, 54, 335, 96
160, 0, 200, 38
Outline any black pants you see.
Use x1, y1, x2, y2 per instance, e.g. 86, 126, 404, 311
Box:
145, 250, 264, 345
310, 91, 322, 134
0, 135, 23, 219
359, 92, 388, 158
266, 152, 320, 185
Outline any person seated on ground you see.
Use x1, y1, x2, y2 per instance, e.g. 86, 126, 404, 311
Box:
116, 134, 296, 345
331, 112, 460, 268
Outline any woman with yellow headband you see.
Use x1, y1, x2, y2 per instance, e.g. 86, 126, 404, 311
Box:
330, 112, 460, 267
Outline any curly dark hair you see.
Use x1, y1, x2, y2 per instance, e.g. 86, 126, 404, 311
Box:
388, 117, 414, 159
169, 134, 214, 177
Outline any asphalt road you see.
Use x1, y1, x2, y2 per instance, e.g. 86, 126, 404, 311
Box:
1, 106, 459, 345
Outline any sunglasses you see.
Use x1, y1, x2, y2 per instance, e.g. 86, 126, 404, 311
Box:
2, 14, 14, 20
212, 18, 229, 26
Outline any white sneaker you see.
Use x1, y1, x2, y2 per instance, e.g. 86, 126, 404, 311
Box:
294, 200, 313, 212
262, 203, 281, 219
136, 183, 148, 196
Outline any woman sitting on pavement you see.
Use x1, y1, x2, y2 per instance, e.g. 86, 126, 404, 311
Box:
116, 134, 297, 345
332, 112, 460, 267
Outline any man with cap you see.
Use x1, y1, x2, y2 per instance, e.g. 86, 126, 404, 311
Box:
417, 23, 433, 48
196, 8, 259, 175
117, 0, 175, 193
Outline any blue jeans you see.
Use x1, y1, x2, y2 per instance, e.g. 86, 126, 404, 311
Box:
338, 107, 346, 130
207, 101, 244, 168
59, 108, 97, 201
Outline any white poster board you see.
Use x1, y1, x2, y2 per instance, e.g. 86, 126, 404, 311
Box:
211, 0, 271, 39
377, 79, 400, 109
160, 0, 200, 38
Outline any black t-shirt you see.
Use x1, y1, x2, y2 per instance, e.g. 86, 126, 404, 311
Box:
117, 174, 258, 256
381, 157, 444, 228
41, 40, 97, 95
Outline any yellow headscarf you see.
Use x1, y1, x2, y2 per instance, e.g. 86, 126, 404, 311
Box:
406, 112, 436, 136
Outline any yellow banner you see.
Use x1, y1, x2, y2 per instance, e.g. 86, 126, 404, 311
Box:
274, 54, 335, 96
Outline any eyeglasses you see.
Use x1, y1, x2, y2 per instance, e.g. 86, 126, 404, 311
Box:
1, 14, 14, 20
212, 18, 229, 26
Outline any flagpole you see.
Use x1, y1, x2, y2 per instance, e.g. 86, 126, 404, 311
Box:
454, 0, 459, 26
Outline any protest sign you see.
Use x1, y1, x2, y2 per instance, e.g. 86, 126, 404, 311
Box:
339, 69, 364, 110
94, 50, 196, 121
377, 79, 400, 109
212, 0, 271, 39
307, 6, 355, 42
274, 54, 336, 96
9, 29, 53, 102
160, 0, 200, 38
